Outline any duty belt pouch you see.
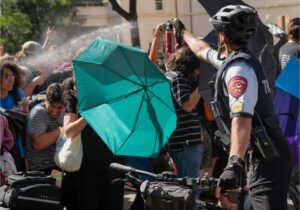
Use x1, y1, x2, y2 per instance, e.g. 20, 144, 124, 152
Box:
251, 126, 279, 163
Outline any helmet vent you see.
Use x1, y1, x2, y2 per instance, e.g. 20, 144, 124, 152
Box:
221, 17, 229, 22
223, 8, 233, 13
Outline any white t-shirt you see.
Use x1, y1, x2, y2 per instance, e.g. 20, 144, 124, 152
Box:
205, 49, 258, 117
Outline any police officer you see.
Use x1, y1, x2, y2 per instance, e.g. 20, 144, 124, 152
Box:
174, 5, 292, 210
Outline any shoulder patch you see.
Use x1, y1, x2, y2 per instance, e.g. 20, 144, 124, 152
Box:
228, 76, 248, 98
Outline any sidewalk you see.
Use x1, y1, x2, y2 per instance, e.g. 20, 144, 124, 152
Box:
0, 192, 136, 210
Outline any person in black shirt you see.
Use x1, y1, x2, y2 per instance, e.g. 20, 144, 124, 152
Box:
60, 77, 124, 210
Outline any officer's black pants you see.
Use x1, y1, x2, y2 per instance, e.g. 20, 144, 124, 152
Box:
247, 136, 292, 210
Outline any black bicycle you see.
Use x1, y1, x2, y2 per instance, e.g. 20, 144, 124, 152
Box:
110, 162, 225, 210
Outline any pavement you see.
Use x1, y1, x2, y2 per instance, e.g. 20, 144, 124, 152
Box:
0, 191, 136, 210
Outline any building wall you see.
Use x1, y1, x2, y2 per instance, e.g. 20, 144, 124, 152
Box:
76, 0, 300, 51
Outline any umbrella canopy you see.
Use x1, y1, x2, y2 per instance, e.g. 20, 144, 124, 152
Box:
273, 56, 300, 166
73, 37, 176, 158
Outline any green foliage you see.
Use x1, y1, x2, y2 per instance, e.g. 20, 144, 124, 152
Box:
0, 0, 77, 54
0, 12, 32, 54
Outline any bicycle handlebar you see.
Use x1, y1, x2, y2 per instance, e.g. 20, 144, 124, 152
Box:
110, 162, 218, 188
110, 163, 225, 210
110, 162, 158, 178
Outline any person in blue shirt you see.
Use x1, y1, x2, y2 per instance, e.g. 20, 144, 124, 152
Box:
0, 62, 28, 112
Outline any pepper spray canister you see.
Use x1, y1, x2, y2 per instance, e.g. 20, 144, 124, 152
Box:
165, 21, 174, 56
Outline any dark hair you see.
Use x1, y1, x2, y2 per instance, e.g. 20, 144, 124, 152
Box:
62, 77, 76, 104
288, 17, 300, 42
169, 46, 200, 78
0, 61, 22, 106
46, 83, 64, 105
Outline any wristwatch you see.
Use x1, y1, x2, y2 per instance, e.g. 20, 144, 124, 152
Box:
228, 155, 244, 168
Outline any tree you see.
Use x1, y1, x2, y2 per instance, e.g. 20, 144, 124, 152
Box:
108, 0, 140, 47
0, 12, 32, 54
0, 0, 78, 54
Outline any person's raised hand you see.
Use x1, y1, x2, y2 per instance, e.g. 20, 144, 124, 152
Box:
19, 98, 29, 113
153, 22, 165, 38
46, 26, 55, 40
174, 19, 186, 48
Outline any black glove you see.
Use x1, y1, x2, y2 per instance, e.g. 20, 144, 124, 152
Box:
217, 164, 243, 190
174, 19, 186, 48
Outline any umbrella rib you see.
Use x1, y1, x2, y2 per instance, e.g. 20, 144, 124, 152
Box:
105, 88, 144, 105
79, 87, 145, 113
119, 48, 144, 85
103, 64, 143, 88
144, 55, 148, 84
146, 81, 176, 112
144, 90, 162, 155
115, 90, 146, 154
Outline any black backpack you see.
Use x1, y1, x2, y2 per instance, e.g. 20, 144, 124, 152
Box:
28, 91, 46, 111
0, 109, 27, 172
0, 172, 62, 210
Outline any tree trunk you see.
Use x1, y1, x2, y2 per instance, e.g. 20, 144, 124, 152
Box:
129, 20, 140, 47
108, 0, 140, 47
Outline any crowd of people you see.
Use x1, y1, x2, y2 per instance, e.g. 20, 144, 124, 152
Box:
0, 4, 299, 210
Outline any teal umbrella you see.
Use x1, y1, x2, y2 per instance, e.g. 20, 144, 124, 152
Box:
73, 37, 176, 158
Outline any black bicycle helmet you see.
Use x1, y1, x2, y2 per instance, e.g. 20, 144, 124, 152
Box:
209, 5, 258, 42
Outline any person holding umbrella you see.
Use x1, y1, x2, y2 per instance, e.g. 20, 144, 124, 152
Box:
173, 5, 292, 210
60, 77, 124, 210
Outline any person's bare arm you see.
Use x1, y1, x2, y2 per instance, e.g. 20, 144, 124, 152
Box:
42, 26, 54, 51
230, 116, 252, 158
63, 113, 87, 139
23, 74, 47, 96
149, 23, 165, 64
30, 128, 61, 150
181, 30, 212, 62
181, 88, 201, 113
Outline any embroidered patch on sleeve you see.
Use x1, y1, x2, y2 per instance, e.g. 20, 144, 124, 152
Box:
228, 76, 248, 98
231, 101, 243, 113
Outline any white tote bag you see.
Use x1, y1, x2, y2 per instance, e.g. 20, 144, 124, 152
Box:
54, 129, 83, 172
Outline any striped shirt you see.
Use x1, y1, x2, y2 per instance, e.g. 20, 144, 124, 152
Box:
165, 71, 202, 145
27, 103, 64, 171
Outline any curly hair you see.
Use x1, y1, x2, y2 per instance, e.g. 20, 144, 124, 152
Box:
0, 61, 22, 106
168, 46, 200, 78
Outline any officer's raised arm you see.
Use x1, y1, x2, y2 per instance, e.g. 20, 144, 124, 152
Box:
174, 20, 211, 63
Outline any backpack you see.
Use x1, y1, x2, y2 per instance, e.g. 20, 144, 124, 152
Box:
0, 172, 61, 210
28, 91, 46, 111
